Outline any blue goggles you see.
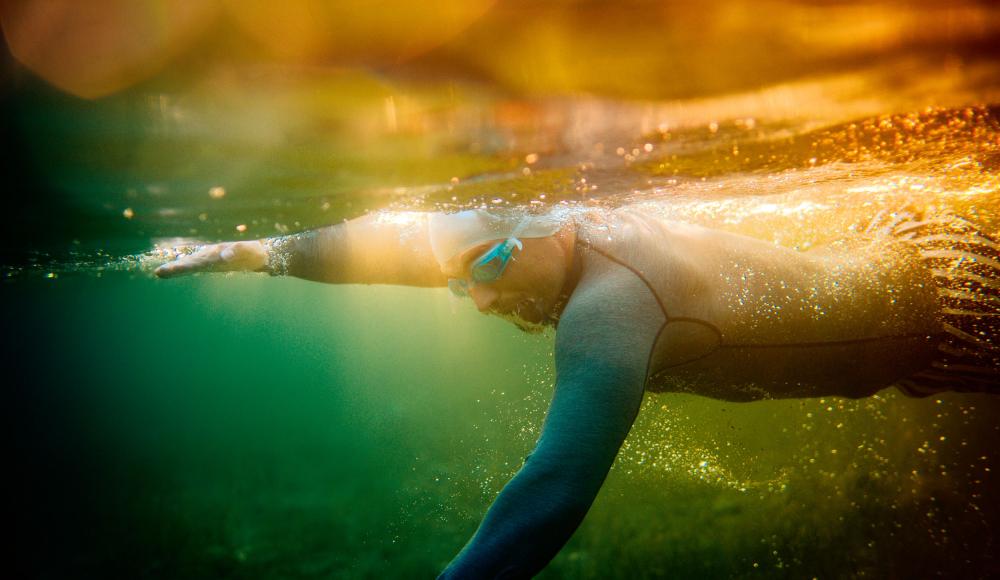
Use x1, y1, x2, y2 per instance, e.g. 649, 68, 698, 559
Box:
448, 236, 524, 297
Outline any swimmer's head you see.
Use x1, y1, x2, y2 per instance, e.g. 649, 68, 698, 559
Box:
431, 209, 575, 330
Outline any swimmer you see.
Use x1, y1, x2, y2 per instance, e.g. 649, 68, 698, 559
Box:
155, 205, 999, 578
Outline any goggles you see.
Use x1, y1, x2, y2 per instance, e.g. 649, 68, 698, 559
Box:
447, 236, 524, 297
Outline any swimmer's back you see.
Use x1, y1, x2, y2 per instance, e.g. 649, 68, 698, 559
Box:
576, 208, 943, 400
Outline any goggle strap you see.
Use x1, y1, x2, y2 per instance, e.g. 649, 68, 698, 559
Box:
509, 217, 530, 239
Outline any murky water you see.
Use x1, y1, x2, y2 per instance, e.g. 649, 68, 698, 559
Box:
5, 16, 1000, 580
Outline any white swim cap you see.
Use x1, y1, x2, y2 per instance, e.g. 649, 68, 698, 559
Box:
428, 209, 565, 268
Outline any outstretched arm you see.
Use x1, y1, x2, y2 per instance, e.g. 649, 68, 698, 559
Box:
155, 211, 447, 287
439, 266, 666, 578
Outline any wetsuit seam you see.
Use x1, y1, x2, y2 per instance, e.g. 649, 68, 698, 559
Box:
643, 322, 670, 391
652, 332, 939, 374
581, 241, 670, 319
577, 240, 670, 394
668, 317, 725, 341
581, 240, 733, 371
720, 332, 937, 349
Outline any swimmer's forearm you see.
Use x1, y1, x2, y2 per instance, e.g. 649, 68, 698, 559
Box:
264, 212, 447, 286
438, 453, 600, 579
440, 341, 647, 576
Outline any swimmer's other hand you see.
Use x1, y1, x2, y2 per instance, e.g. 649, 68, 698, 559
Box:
154, 241, 268, 278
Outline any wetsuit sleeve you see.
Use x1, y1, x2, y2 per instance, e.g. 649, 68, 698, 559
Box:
264, 212, 447, 287
438, 269, 665, 579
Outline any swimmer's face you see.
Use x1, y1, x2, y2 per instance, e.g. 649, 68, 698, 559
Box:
443, 230, 572, 329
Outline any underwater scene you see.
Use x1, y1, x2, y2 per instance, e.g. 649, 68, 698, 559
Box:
4, 1, 1000, 578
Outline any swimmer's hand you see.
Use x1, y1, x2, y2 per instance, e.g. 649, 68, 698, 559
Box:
154, 241, 268, 278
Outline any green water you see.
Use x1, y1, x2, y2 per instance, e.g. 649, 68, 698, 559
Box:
10, 269, 1000, 577
6, 21, 1000, 580
10, 277, 555, 577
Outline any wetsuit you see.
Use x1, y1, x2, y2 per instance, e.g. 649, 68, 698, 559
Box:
582, 210, 951, 401
438, 207, 999, 578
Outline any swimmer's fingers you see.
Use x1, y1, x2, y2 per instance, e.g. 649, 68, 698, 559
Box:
154, 244, 225, 278
155, 241, 267, 278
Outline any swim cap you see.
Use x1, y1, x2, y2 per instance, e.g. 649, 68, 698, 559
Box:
428, 209, 564, 269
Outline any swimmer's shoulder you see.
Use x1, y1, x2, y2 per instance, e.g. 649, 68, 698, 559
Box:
556, 256, 667, 368
563, 230, 670, 327
574, 209, 729, 292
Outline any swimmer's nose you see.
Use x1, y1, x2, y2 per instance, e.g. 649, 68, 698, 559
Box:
469, 286, 500, 313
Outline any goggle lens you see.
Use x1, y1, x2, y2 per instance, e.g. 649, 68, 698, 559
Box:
448, 237, 522, 297
471, 256, 503, 282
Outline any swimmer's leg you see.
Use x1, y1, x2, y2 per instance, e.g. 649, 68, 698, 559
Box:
895, 215, 1000, 396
